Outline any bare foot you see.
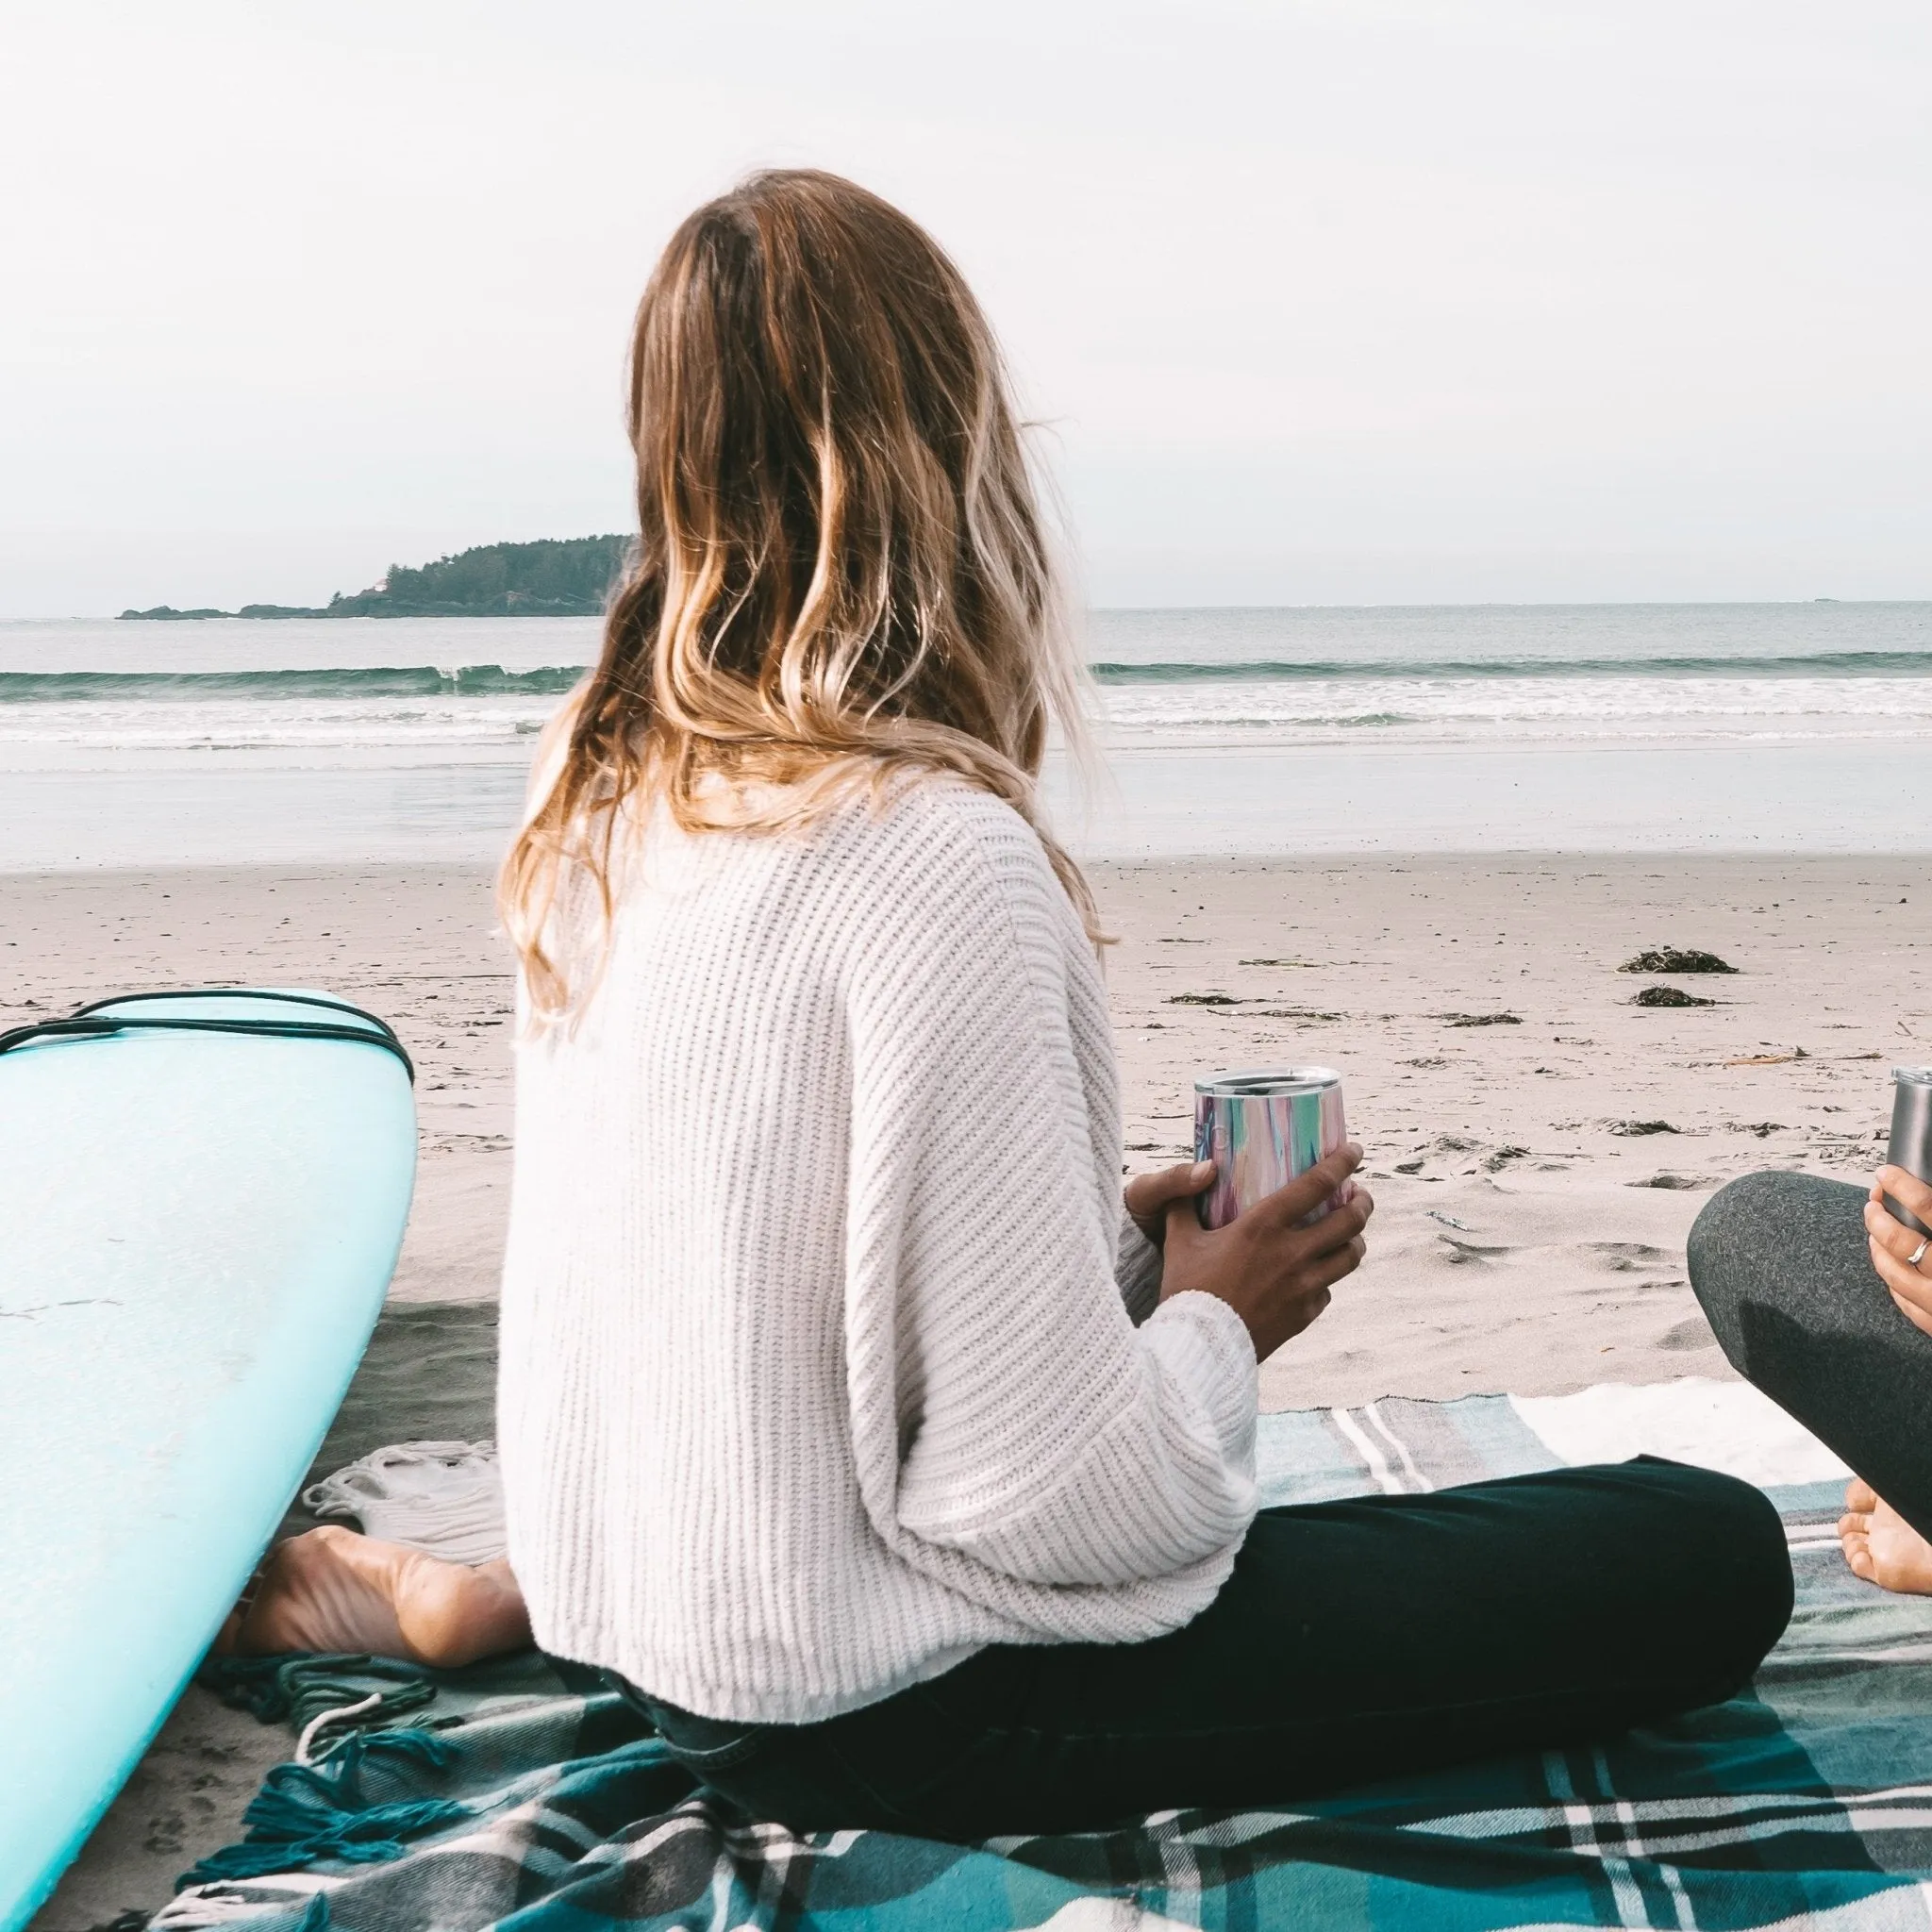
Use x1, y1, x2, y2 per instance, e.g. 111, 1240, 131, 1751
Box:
215, 1526, 531, 1667
1839, 1479, 1932, 1595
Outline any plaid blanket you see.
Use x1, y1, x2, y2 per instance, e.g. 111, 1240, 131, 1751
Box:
158, 1388, 1932, 1931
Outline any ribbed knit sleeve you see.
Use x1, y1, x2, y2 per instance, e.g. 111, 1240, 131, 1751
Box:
839, 791, 1258, 1596
1116, 1209, 1165, 1326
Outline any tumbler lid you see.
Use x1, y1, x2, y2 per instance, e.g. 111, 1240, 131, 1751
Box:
1894, 1065, 1932, 1087
1195, 1066, 1341, 1097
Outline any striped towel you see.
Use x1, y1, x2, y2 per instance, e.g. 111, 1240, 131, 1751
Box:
163, 1380, 1932, 1932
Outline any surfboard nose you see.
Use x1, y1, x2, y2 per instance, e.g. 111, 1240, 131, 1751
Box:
0, 987, 417, 1932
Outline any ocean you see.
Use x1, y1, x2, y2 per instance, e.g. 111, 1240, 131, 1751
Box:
1, 604, 1928, 868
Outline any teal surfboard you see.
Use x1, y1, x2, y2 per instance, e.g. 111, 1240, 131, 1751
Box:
0, 991, 417, 1930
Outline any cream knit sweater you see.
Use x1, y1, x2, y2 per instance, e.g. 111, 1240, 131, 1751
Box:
497, 776, 1259, 1724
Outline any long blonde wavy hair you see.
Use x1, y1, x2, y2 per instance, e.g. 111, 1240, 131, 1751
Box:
500, 168, 1098, 1020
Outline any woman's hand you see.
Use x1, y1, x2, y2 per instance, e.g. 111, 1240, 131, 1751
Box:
1866, 1166, 1932, 1337
1124, 1159, 1216, 1247
1157, 1143, 1372, 1363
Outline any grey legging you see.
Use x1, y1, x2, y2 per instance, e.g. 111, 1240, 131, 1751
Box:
1690, 1172, 1932, 1540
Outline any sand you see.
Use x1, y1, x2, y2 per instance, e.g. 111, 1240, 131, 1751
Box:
9, 850, 1928, 1926
1097, 854, 1928, 1408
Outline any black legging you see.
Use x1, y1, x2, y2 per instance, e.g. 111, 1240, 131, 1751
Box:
1690, 1170, 1932, 1540
620, 1457, 1791, 1839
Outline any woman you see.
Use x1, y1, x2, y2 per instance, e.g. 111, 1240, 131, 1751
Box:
1690, 1163, 1932, 1594
228, 170, 1791, 1836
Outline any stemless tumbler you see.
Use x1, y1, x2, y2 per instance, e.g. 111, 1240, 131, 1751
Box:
1886, 1066, 1932, 1239
1194, 1067, 1349, 1231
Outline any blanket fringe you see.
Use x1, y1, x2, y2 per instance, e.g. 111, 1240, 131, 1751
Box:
301, 1441, 506, 1564
182, 1727, 467, 1888
196, 1653, 437, 1739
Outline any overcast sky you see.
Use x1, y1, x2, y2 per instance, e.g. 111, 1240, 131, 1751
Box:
3, 0, 1927, 616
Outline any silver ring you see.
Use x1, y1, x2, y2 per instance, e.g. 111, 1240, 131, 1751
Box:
1910, 1238, 1931, 1270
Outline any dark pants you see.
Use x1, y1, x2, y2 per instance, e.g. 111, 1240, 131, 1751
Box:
1691, 1169, 1932, 1541
617, 1458, 1790, 1839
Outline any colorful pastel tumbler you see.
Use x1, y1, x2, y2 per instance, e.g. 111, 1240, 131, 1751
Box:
1193, 1066, 1349, 1231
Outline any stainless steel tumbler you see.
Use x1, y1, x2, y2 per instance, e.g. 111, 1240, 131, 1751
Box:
1193, 1066, 1348, 1231
1886, 1066, 1932, 1238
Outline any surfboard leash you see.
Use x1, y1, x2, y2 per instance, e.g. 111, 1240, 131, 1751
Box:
0, 990, 415, 1081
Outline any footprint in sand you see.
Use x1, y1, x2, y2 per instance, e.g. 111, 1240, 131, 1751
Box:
1437, 1235, 1513, 1264
1587, 1241, 1674, 1274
